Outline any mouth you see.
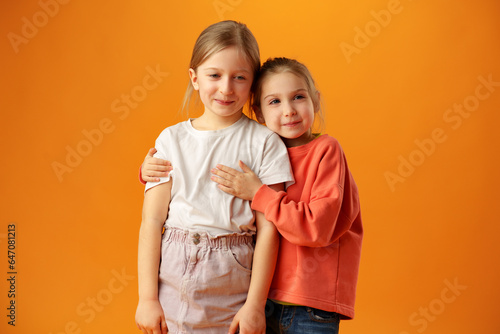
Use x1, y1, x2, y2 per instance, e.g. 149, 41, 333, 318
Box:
283, 120, 301, 127
215, 99, 234, 106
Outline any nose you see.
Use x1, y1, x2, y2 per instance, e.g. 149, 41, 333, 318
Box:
219, 77, 233, 95
282, 102, 297, 117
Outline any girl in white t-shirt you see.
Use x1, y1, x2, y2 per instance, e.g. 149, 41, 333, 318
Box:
135, 21, 293, 334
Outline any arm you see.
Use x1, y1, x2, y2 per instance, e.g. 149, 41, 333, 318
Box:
135, 181, 172, 334
212, 148, 360, 248
251, 183, 356, 248
139, 148, 173, 184
228, 183, 282, 334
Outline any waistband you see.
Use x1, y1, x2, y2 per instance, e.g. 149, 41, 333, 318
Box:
163, 226, 254, 249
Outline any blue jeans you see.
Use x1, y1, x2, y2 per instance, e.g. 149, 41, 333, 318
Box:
265, 299, 340, 333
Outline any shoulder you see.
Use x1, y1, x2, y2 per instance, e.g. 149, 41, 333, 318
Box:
316, 134, 340, 147
311, 134, 345, 160
242, 116, 274, 135
239, 116, 282, 144
156, 121, 188, 139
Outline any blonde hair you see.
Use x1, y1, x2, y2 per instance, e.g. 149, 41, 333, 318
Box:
251, 57, 325, 133
181, 21, 260, 114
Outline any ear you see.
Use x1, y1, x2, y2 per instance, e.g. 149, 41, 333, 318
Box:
314, 91, 321, 113
189, 68, 199, 90
252, 105, 266, 124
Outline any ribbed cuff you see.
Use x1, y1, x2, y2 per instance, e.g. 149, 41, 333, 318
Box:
251, 184, 276, 213
139, 164, 146, 185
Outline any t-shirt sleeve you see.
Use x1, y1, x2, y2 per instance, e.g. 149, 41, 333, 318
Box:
257, 132, 294, 186
144, 130, 172, 193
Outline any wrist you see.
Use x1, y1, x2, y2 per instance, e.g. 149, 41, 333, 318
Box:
138, 296, 159, 303
251, 183, 263, 200
250, 184, 270, 212
243, 296, 267, 309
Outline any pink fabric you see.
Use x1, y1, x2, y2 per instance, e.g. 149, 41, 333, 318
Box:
158, 227, 254, 333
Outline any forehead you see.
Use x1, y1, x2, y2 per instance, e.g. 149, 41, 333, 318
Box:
261, 71, 307, 93
199, 46, 253, 72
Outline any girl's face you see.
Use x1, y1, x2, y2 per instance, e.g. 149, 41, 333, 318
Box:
256, 71, 317, 147
189, 46, 254, 125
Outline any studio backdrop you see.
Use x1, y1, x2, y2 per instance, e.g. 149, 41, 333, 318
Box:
1, 1, 499, 333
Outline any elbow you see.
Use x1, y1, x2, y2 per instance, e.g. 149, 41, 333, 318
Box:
284, 232, 336, 248
139, 217, 165, 237
302, 236, 337, 248
258, 222, 279, 242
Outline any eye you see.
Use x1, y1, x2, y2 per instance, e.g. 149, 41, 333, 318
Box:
208, 74, 220, 78
235, 75, 246, 80
269, 98, 280, 105
294, 94, 306, 100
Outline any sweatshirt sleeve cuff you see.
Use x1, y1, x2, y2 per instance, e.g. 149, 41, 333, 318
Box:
251, 184, 277, 213
139, 164, 146, 185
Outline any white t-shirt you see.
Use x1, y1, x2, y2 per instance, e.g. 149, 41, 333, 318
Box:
145, 115, 294, 236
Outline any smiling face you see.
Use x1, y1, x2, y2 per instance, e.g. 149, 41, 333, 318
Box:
189, 46, 254, 127
256, 71, 318, 147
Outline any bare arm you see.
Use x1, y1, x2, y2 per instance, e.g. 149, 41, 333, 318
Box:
135, 181, 172, 334
228, 183, 283, 334
140, 148, 173, 183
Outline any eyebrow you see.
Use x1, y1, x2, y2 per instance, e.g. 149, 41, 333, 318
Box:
203, 67, 252, 74
263, 88, 308, 100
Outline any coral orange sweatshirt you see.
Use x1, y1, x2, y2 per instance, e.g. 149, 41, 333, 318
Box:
251, 134, 363, 319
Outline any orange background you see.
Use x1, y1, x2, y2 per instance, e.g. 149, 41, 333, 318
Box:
1, 0, 500, 333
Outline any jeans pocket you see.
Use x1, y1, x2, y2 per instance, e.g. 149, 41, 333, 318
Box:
227, 243, 254, 273
306, 307, 340, 323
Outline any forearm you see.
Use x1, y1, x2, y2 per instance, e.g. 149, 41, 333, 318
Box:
137, 182, 172, 301
252, 184, 356, 247
245, 213, 279, 308
137, 221, 163, 301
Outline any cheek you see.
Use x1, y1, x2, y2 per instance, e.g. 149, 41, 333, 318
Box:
236, 84, 251, 98
302, 106, 315, 122
265, 113, 281, 128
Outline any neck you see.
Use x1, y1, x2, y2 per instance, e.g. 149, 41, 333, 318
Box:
191, 112, 243, 131
282, 130, 316, 148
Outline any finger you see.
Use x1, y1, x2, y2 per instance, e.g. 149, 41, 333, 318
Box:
149, 170, 171, 177
149, 158, 172, 167
152, 323, 161, 334
211, 168, 233, 181
149, 164, 173, 172
211, 175, 233, 189
146, 173, 169, 181
160, 317, 168, 334
215, 164, 240, 176
216, 183, 237, 197
146, 148, 157, 158
238, 160, 253, 173
143, 175, 160, 182
227, 317, 239, 334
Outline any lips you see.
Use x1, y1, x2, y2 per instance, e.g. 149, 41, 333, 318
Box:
283, 120, 301, 127
215, 99, 234, 106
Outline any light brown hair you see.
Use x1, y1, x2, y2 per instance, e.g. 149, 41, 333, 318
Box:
252, 57, 325, 132
182, 21, 260, 114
